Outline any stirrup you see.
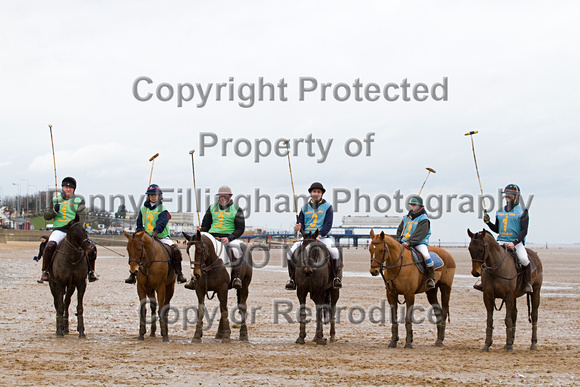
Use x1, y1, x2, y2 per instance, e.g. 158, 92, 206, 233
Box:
40, 271, 49, 282
232, 278, 242, 289
473, 282, 483, 291
176, 273, 187, 284
124, 273, 137, 284
524, 283, 533, 294
426, 278, 435, 290
184, 278, 196, 290
285, 279, 296, 290
333, 277, 342, 289
88, 271, 98, 282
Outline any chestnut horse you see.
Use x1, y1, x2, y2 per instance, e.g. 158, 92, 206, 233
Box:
369, 229, 455, 348
49, 222, 95, 338
183, 230, 253, 342
467, 229, 543, 352
124, 231, 176, 342
292, 230, 340, 345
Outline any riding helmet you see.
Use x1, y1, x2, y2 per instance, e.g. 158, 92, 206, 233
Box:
409, 195, 424, 207
502, 184, 520, 196
308, 182, 326, 194
61, 177, 77, 189
146, 184, 163, 195
216, 185, 233, 196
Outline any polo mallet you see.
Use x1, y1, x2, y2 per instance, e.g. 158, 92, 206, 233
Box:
465, 131, 488, 214
148, 153, 159, 185
283, 139, 299, 238
189, 149, 201, 226
400, 167, 436, 242
48, 124, 59, 203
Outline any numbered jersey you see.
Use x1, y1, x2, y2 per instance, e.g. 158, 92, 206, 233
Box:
208, 202, 239, 235
400, 213, 431, 246
52, 195, 83, 228
140, 204, 170, 238
496, 204, 524, 243
302, 201, 331, 233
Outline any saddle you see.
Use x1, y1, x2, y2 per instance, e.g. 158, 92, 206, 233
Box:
409, 248, 444, 273
505, 246, 537, 273
199, 232, 247, 266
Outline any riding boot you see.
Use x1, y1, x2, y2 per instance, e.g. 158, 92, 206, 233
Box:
522, 263, 533, 293
87, 246, 98, 282
473, 281, 483, 291
285, 260, 296, 290
332, 258, 342, 289
39, 241, 57, 282
425, 266, 436, 290
170, 245, 187, 283
124, 271, 137, 284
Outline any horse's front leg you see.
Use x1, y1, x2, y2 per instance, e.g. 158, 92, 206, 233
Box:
237, 286, 249, 341
530, 290, 541, 350
192, 290, 204, 343
296, 290, 308, 344
149, 294, 157, 337
76, 282, 87, 338
215, 287, 231, 343
50, 283, 65, 337
404, 294, 416, 348
483, 293, 495, 351
137, 286, 148, 340
329, 289, 339, 342
504, 297, 517, 352
387, 290, 399, 348
63, 286, 75, 335
157, 286, 169, 342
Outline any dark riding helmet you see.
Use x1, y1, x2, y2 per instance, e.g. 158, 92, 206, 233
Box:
308, 182, 326, 194
61, 177, 77, 189
409, 195, 424, 207
502, 184, 520, 196
146, 184, 163, 195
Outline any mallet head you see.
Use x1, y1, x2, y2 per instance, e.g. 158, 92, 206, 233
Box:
48, 124, 52, 129
149, 153, 159, 162
426, 167, 436, 173
464, 131, 479, 136
189, 149, 195, 155
283, 139, 290, 146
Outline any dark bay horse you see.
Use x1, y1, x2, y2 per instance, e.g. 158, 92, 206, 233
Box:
49, 222, 95, 338
292, 230, 340, 345
467, 229, 543, 352
183, 231, 253, 342
369, 229, 455, 348
124, 231, 176, 342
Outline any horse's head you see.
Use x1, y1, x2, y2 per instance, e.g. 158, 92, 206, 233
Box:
467, 228, 491, 277
369, 229, 389, 276
67, 222, 94, 257
296, 230, 328, 276
183, 230, 211, 279
124, 230, 152, 273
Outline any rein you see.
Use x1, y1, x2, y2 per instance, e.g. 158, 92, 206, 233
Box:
479, 242, 518, 281
189, 238, 225, 300
128, 237, 171, 283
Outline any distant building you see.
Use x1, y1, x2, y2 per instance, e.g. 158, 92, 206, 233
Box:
330, 215, 403, 247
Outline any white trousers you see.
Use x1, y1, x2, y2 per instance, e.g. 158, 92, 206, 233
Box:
514, 243, 530, 266
287, 236, 340, 261
48, 230, 67, 244
157, 236, 174, 246
414, 244, 433, 267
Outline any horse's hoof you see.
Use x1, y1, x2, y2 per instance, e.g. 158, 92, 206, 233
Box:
192, 337, 201, 343
315, 338, 327, 345
239, 335, 249, 342
505, 346, 514, 353
530, 343, 538, 350
388, 341, 397, 348
150, 332, 156, 337
435, 340, 444, 347
63, 330, 70, 335
162, 336, 169, 343
296, 337, 305, 344
329, 336, 336, 342
404, 343, 413, 349
79, 333, 86, 339
56, 330, 64, 337
222, 337, 231, 343
138, 335, 145, 341
215, 333, 223, 340
482, 346, 489, 352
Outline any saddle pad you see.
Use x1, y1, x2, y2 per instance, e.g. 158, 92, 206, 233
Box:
506, 246, 537, 273
199, 232, 246, 266
411, 250, 444, 273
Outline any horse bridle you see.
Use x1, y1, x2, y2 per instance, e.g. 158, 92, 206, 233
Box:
471, 237, 515, 280
187, 238, 223, 275
58, 224, 93, 265
128, 236, 168, 277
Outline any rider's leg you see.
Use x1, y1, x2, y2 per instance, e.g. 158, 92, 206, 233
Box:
515, 243, 533, 293
160, 237, 186, 283
416, 244, 435, 290
227, 240, 243, 289
285, 241, 300, 290
39, 231, 65, 282
320, 237, 342, 289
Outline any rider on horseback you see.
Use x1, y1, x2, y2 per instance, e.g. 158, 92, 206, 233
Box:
285, 182, 342, 290
396, 195, 436, 290
185, 185, 245, 290
124, 184, 187, 284
482, 184, 533, 293
40, 177, 98, 283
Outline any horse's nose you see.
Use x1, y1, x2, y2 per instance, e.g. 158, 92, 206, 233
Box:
370, 269, 379, 276
471, 271, 480, 277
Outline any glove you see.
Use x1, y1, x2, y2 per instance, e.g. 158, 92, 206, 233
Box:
483, 212, 490, 223
54, 204, 60, 213
33, 256, 39, 261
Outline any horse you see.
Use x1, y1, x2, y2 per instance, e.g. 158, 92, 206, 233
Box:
467, 229, 543, 352
183, 230, 253, 342
369, 229, 456, 348
291, 230, 340, 345
49, 222, 95, 338
124, 231, 176, 342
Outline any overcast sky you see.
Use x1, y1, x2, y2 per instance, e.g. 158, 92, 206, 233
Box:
1, 2, 579, 244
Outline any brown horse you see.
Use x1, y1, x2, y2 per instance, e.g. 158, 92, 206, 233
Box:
183, 230, 253, 342
124, 231, 176, 342
292, 230, 340, 345
467, 229, 543, 352
369, 229, 456, 348
49, 222, 95, 338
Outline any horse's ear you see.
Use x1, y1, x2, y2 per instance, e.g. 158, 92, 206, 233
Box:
123, 231, 132, 240
300, 229, 305, 238
182, 232, 192, 241
370, 229, 375, 238
380, 231, 385, 240
196, 229, 201, 239
314, 229, 319, 238
467, 229, 474, 238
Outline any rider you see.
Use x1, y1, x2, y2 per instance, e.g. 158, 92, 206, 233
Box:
285, 182, 342, 290
185, 185, 245, 290
482, 184, 533, 293
40, 177, 98, 282
396, 195, 435, 290
124, 184, 187, 284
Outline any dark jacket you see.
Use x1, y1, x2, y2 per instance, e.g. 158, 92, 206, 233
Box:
396, 208, 430, 245
200, 200, 245, 241
297, 198, 334, 237
136, 201, 170, 234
